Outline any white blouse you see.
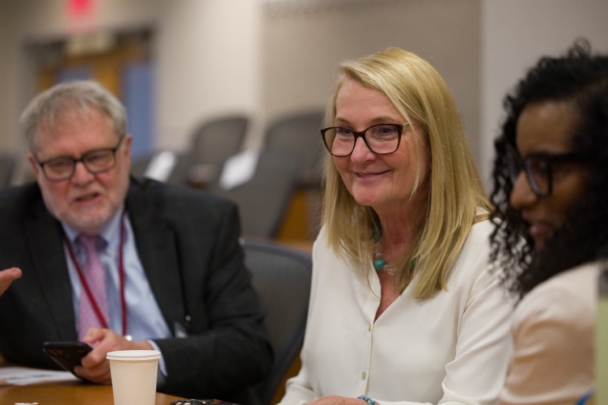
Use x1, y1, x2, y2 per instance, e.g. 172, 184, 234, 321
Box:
279, 220, 514, 405
499, 262, 598, 405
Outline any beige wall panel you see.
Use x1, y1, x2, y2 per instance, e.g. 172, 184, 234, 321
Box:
480, 0, 608, 189
263, 0, 482, 157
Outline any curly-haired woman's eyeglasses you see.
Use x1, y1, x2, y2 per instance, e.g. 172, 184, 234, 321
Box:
505, 144, 585, 197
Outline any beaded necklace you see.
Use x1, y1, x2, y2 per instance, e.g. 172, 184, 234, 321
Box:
372, 224, 397, 275
372, 224, 417, 276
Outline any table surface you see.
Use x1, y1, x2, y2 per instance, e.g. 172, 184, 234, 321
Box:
0, 380, 183, 405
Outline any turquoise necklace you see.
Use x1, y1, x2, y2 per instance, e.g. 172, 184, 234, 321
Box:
372, 224, 417, 276
372, 224, 397, 275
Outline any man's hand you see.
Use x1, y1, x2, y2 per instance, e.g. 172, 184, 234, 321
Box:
75, 328, 153, 384
0, 267, 22, 296
309, 396, 372, 405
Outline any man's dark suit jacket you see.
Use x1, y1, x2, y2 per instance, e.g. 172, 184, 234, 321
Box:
0, 177, 273, 402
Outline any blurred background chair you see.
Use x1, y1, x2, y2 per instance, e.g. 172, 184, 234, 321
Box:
0, 153, 16, 188
191, 114, 249, 166
206, 147, 301, 239
263, 110, 325, 188
243, 239, 312, 405
187, 114, 250, 186
130, 150, 194, 186
263, 110, 325, 244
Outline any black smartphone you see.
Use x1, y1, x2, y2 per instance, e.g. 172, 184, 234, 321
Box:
42, 341, 93, 377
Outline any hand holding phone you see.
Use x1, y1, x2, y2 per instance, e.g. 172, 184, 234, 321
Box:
42, 341, 93, 377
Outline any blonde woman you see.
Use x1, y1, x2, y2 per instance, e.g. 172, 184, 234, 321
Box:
278, 48, 513, 405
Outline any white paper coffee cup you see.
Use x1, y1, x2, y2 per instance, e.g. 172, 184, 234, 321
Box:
107, 350, 161, 405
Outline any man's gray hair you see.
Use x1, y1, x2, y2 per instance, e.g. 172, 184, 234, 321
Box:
20, 80, 127, 151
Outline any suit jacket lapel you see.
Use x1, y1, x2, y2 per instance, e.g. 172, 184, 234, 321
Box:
126, 179, 186, 334
25, 198, 78, 341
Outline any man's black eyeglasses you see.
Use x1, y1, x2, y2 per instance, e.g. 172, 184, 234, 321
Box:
505, 144, 585, 197
320, 123, 409, 157
36, 136, 125, 182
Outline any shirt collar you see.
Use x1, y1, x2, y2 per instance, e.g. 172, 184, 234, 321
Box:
61, 205, 125, 245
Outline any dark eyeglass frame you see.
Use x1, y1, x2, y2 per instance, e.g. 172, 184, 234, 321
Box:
320, 123, 409, 157
35, 136, 125, 182
505, 144, 585, 197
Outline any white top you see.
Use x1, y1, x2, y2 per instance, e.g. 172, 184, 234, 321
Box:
279, 220, 514, 405
498, 262, 598, 405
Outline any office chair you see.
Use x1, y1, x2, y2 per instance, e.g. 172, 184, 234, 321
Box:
243, 239, 312, 405
130, 150, 194, 186
190, 114, 249, 166
264, 111, 325, 188
206, 147, 301, 238
186, 115, 250, 186
0, 152, 16, 188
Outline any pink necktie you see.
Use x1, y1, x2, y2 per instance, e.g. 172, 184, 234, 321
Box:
77, 234, 109, 340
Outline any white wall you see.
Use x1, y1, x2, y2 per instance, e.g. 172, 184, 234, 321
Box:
480, 0, 608, 189
156, 0, 263, 151
0, 0, 264, 180
13, 0, 159, 40
264, 0, 482, 155
2, 0, 608, 186
0, 0, 163, 181
0, 0, 19, 152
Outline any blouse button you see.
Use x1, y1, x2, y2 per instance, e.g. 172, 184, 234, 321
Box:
368, 323, 372, 332
361, 371, 367, 380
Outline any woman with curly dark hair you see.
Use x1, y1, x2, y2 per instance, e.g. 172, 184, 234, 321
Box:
490, 41, 608, 405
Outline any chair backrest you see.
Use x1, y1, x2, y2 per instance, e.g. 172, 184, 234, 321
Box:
0, 153, 16, 188
191, 115, 249, 166
264, 111, 325, 188
243, 239, 312, 405
130, 151, 194, 186
206, 147, 301, 238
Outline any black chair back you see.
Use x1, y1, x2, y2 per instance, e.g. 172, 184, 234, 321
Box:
243, 240, 312, 405
264, 111, 325, 188
206, 148, 301, 238
191, 115, 249, 166
0, 153, 16, 188
130, 151, 194, 186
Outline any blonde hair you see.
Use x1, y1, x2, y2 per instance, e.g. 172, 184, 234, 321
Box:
322, 47, 490, 299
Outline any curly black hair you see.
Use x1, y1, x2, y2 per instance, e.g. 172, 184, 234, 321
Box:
489, 40, 608, 299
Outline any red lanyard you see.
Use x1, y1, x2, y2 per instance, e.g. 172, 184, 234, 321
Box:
64, 209, 128, 336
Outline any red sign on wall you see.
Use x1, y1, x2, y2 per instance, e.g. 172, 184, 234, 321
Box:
67, 0, 94, 16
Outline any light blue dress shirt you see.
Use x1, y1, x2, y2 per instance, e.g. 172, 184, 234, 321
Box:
61, 205, 171, 377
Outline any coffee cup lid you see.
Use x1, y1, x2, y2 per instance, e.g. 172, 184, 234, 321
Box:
106, 350, 161, 361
